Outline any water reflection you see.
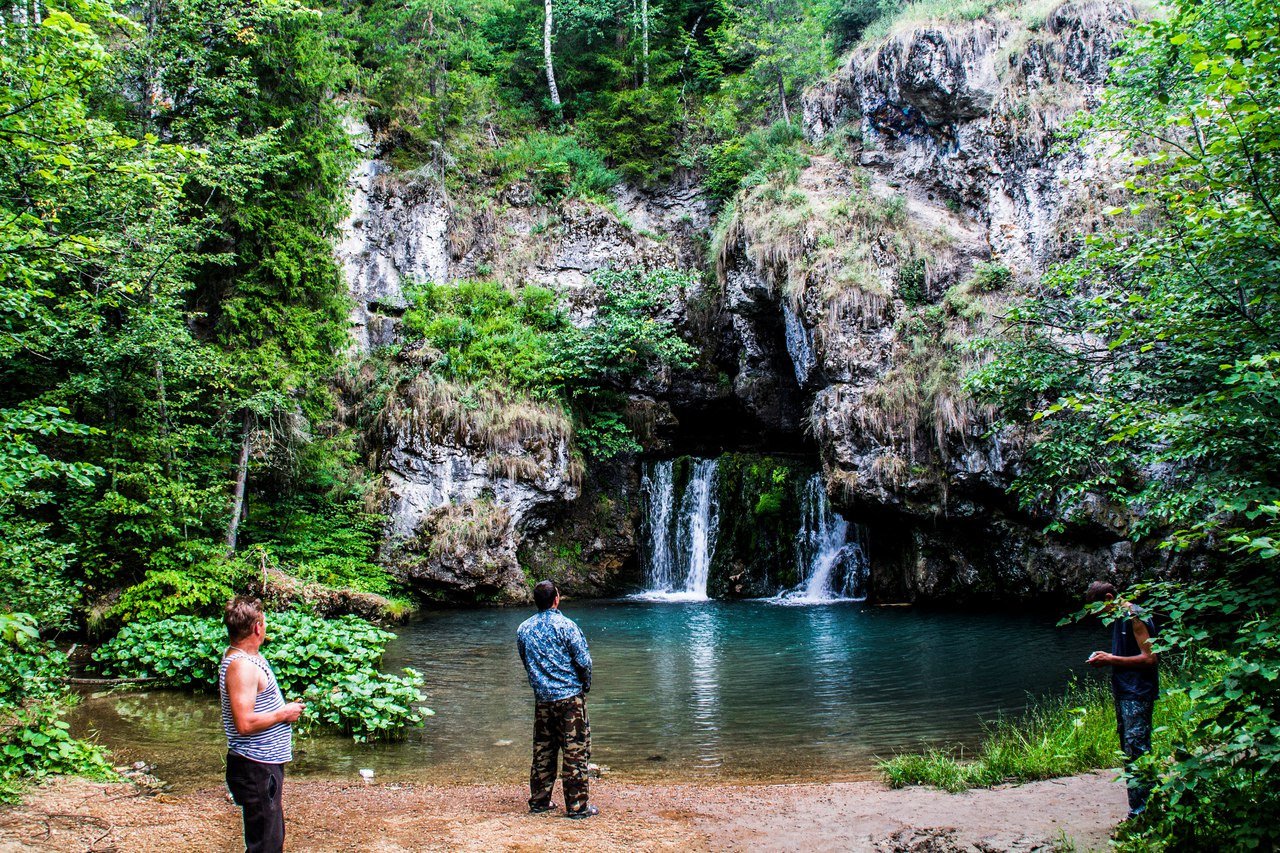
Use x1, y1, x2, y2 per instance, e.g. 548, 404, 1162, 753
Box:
68, 601, 1101, 791
687, 606, 721, 769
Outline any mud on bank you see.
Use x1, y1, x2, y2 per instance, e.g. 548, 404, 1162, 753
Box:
0, 771, 1127, 852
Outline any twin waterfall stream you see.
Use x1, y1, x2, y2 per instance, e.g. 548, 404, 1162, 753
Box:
638, 458, 868, 603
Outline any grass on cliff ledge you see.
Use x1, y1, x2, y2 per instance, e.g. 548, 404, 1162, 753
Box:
880, 677, 1192, 792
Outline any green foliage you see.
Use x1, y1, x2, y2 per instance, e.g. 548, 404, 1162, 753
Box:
110, 542, 256, 623
497, 133, 619, 203
92, 612, 430, 742
881, 678, 1192, 792
968, 261, 1011, 293
753, 468, 789, 518
582, 86, 681, 184
705, 121, 808, 202
969, 0, 1280, 847
0, 614, 115, 803
401, 269, 695, 458
403, 280, 569, 390
897, 257, 927, 306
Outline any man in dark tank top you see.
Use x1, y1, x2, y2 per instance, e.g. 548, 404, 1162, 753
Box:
1084, 581, 1160, 820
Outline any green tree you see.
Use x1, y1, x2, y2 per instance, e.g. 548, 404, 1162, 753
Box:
969, 0, 1280, 845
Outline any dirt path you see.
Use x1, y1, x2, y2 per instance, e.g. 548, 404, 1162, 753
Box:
0, 772, 1127, 852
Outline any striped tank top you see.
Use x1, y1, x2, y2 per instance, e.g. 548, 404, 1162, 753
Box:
218, 651, 293, 763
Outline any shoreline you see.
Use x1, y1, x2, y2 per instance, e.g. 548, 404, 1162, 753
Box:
0, 771, 1128, 852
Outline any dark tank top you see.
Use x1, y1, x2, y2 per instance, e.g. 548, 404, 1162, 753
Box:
1111, 603, 1159, 701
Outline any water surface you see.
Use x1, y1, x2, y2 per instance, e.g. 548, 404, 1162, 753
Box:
70, 601, 1101, 790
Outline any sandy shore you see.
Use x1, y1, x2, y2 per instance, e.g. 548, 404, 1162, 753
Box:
0, 771, 1127, 852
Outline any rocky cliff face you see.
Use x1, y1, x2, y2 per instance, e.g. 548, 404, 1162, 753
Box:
337, 0, 1153, 605
719, 0, 1147, 602
335, 149, 715, 601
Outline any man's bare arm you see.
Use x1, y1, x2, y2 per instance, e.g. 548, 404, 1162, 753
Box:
1088, 617, 1159, 669
226, 658, 304, 735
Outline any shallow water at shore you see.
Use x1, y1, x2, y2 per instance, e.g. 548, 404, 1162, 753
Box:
68, 600, 1100, 790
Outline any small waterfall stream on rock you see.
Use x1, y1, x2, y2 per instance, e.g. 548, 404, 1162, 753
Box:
637, 458, 721, 600
775, 474, 868, 604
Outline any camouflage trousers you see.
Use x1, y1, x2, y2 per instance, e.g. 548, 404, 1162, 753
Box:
529, 694, 591, 814
1115, 697, 1154, 815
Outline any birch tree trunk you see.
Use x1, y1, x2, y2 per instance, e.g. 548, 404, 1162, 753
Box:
641, 0, 650, 86
543, 0, 561, 108
225, 411, 252, 555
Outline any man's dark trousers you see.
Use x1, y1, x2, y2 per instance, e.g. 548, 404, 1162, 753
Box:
1115, 698, 1154, 814
529, 694, 591, 814
226, 751, 285, 853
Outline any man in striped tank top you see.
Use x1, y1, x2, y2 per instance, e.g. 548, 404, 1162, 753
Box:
220, 596, 304, 853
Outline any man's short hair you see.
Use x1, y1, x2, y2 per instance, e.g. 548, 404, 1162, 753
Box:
1084, 581, 1117, 603
225, 595, 264, 641
533, 580, 559, 611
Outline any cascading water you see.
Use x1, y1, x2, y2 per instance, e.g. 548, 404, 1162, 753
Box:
638, 458, 720, 600
641, 461, 677, 591
781, 301, 816, 387
776, 474, 868, 604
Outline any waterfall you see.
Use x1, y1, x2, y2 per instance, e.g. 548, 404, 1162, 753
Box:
776, 474, 868, 604
641, 461, 676, 591
782, 301, 816, 387
637, 458, 720, 600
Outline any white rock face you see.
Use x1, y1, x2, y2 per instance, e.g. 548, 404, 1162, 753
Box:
804, 1, 1139, 277
331, 146, 714, 600
381, 425, 578, 545
335, 120, 450, 352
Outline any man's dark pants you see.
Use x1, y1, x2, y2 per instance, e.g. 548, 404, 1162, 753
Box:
529, 694, 591, 814
1115, 698, 1154, 814
226, 751, 285, 853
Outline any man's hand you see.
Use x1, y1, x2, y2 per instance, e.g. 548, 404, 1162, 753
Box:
1087, 651, 1112, 667
279, 702, 305, 723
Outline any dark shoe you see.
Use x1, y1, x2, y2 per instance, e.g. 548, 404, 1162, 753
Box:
565, 805, 598, 820
529, 803, 556, 814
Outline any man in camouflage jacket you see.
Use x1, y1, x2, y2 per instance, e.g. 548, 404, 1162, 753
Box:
516, 580, 596, 819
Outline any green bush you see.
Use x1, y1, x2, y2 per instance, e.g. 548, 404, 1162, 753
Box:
1, 613, 115, 803
0, 519, 79, 631
897, 258, 928, 306
496, 133, 618, 203
705, 121, 808, 203
401, 269, 696, 459
402, 280, 568, 391
92, 612, 430, 742
582, 85, 681, 184
244, 495, 395, 597
881, 677, 1193, 792
969, 261, 1012, 293
110, 541, 255, 623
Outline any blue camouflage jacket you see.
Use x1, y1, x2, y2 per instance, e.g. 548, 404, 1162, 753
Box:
516, 608, 592, 702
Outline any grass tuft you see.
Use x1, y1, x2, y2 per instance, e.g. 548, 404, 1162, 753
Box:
880, 677, 1193, 791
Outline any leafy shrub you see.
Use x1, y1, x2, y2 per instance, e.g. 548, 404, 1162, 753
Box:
92, 611, 429, 742
897, 258, 927, 306
1, 614, 115, 802
245, 495, 395, 597
0, 518, 79, 630
705, 121, 808, 203
402, 280, 568, 391
109, 541, 255, 623
582, 85, 680, 184
497, 133, 618, 203
969, 261, 1011, 293
401, 269, 696, 459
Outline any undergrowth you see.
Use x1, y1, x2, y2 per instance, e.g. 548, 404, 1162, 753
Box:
880, 676, 1193, 792
93, 612, 431, 743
